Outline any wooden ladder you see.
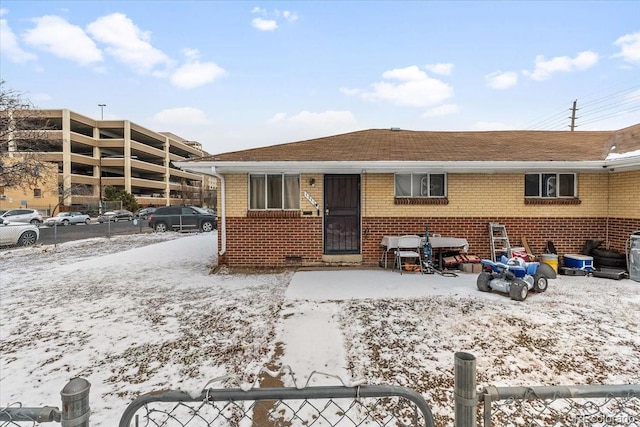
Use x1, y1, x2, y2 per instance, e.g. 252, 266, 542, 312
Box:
489, 222, 511, 262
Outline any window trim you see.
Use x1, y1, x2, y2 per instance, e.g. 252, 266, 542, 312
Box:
394, 173, 447, 198
248, 173, 300, 211
524, 172, 577, 198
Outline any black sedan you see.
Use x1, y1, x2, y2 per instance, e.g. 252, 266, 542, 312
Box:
97, 209, 134, 223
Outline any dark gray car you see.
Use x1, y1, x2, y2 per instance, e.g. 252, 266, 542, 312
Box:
148, 206, 217, 232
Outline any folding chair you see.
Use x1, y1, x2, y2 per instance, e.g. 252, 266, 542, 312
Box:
395, 235, 423, 274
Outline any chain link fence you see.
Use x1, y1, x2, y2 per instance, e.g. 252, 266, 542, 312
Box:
119, 385, 436, 427
480, 384, 640, 427
2, 355, 638, 426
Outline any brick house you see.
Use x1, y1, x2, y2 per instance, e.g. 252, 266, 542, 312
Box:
175, 125, 640, 268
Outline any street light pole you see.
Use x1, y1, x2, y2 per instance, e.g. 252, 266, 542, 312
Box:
98, 156, 103, 215
98, 104, 106, 120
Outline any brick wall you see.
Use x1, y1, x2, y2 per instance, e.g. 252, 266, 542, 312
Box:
217, 170, 638, 268
219, 216, 323, 267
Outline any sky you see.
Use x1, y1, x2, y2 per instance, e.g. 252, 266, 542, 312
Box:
1, 1, 639, 156
1, 231, 638, 425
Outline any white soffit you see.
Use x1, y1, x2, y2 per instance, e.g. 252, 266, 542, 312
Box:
173, 160, 619, 175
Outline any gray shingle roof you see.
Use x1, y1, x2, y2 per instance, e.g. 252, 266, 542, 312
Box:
197, 124, 640, 163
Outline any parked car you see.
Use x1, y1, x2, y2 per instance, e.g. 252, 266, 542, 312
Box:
97, 209, 134, 223
44, 211, 91, 226
148, 206, 217, 232
0, 208, 43, 226
0, 218, 39, 246
135, 207, 156, 220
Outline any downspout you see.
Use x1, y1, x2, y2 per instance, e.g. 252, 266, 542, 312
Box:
211, 166, 226, 256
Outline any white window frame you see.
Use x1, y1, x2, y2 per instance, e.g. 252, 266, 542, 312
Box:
395, 173, 447, 197
524, 173, 577, 198
248, 173, 300, 210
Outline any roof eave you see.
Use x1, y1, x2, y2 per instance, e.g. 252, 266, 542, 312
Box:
173, 160, 616, 175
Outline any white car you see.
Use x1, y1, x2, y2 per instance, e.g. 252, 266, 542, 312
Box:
0, 218, 39, 247
0, 208, 43, 225
44, 211, 91, 226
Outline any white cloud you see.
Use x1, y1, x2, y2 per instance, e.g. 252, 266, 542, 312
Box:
268, 110, 357, 137
422, 103, 460, 117
360, 65, 453, 107
522, 51, 598, 81
424, 63, 454, 76
281, 11, 298, 22
252, 17, 278, 31
151, 107, 211, 126
485, 71, 518, 89
339, 87, 361, 95
23, 15, 102, 65
250, 8, 297, 31
87, 13, 171, 74
612, 31, 640, 64
0, 10, 38, 63
170, 48, 226, 89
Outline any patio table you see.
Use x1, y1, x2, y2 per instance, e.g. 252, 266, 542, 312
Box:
380, 235, 469, 269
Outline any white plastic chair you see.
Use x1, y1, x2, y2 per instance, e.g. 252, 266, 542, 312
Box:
395, 235, 423, 274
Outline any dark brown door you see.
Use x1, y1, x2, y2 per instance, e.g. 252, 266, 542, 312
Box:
324, 174, 360, 254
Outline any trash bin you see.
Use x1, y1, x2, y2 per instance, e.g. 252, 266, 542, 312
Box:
629, 232, 640, 282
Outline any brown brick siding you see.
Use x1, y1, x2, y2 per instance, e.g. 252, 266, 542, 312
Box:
219, 216, 640, 267
219, 217, 323, 267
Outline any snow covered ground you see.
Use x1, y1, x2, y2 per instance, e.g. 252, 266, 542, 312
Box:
1, 231, 639, 425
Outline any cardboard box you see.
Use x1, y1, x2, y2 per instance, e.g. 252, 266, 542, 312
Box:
461, 263, 482, 273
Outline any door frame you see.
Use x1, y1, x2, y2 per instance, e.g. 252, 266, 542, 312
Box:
323, 174, 361, 255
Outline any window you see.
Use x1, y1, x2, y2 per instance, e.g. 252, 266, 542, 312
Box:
249, 174, 300, 210
34, 188, 42, 198
525, 173, 576, 198
395, 173, 446, 197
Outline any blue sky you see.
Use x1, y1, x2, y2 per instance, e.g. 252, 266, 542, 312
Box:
1, 1, 639, 155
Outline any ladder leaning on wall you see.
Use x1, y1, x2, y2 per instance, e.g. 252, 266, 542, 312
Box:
489, 222, 511, 262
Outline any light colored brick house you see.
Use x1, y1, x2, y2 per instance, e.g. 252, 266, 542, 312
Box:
175, 124, 640, 268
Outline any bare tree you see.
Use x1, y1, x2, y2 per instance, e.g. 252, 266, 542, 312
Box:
0, 80, 59, 189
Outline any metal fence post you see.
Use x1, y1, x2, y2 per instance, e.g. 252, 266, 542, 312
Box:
454, 351, 477, 427
61, 377, 91, 427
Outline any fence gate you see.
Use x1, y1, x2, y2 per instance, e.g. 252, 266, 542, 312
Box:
119, 385, 436, 427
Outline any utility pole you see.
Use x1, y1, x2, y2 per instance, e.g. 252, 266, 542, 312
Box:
569, 100, 578, 131
98, 104, 106, 120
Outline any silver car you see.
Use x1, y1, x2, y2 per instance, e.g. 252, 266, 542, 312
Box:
0, 208, 43, 226
44, 211, 91, 226
0, 218, 39, 246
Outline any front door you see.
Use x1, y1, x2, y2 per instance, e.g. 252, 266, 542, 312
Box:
324, 174, 360, 254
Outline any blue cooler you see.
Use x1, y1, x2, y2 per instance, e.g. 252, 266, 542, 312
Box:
563, 254, 594, 271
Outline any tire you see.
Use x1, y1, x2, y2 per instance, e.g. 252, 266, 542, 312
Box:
533, 274, 549, 292
18, 230, 37, 246
85, 218, 91, 225
154, 222, 168, 232
594, 255, 627, 269
201, 221, 214, 232
62, 219, 70, 226
591, 248, 626, 260
509, 280, 528, 301
30, 219, 40, 226
477, 272, 492, 292
536, 262, 557, 279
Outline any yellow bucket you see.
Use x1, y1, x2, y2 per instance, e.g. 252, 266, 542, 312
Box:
541, 253, 558, 273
